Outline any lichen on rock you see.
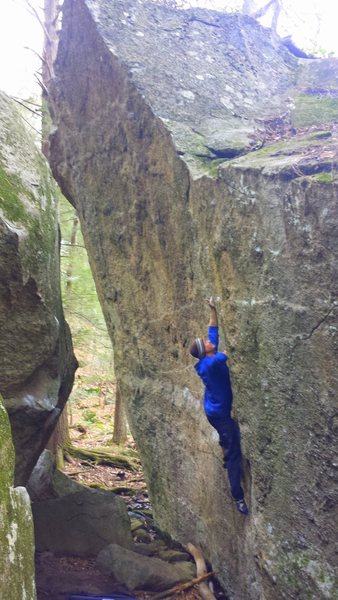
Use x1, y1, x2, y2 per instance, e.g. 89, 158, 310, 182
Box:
0, 395, 36, 600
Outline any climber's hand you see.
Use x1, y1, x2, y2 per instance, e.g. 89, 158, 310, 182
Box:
207, 297, 216, 308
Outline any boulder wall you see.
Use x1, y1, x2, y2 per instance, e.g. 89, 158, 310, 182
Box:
0, 394, 36, 599
48, 2, 338, 599
0, 91, 77, 485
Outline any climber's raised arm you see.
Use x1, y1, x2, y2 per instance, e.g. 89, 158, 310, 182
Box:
207, 297, 218, 327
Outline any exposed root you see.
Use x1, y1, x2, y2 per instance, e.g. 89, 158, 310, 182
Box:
151, 571, 216, 600
186, 543, 217, 600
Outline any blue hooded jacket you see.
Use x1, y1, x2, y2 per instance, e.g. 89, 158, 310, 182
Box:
194, 326, 233, 418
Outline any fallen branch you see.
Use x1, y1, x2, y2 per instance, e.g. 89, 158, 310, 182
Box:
186, 543, 217, 600
151, 571, 216, 600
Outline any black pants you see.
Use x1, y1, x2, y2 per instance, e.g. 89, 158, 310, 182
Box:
206, 414, 244, 501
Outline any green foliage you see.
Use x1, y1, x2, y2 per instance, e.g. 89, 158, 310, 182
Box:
312, 171, 337, 183
292, 94, 338, 128
82, 409, 97, 424
81, 386, 101, 397
59, 195, 113, 381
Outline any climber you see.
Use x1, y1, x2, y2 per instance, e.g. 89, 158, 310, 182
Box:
189, 298, 249, 515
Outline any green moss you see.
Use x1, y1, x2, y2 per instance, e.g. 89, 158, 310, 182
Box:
277, 551, 337, 599
0, 158, 54, 240
197, 157, 226, 177
0, 395, 36, 599
0, 155, 59, 307
0, 164, 31, 225
292, 94, 338, 128
0, 394, 15, 499
185, 155, 226, 178
311, 171, 337, 183
308, 130, 332, 140
221, 131, 337, 179
277, 551, 311, 593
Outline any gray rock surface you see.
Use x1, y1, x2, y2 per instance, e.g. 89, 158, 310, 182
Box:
0, 91, 77, 485
97, 543, 195, 591
33, 488, 133, 556
27, 449, 83, 501
0, 394, 36, 600
48, 2, 338, 599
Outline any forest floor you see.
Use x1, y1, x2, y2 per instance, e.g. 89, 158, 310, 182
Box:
35, 384, 211, 600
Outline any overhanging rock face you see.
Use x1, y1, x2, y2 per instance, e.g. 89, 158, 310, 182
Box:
0, 92, 77, 485
49, 2, 338, 598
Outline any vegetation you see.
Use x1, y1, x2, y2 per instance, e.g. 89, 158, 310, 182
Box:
59, 195, 113, 380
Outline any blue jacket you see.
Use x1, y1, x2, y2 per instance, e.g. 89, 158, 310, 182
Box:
194, 326, 233, 418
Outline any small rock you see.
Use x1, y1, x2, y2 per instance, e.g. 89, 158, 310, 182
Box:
134, 528, 152, 543
133, 543, 156, 556
130, 517, 144, 532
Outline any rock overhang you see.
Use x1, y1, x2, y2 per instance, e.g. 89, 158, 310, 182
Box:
76, 0, 338, 180
80, 0, 295, 171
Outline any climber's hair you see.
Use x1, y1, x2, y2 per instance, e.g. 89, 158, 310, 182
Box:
189, 338, 205, 359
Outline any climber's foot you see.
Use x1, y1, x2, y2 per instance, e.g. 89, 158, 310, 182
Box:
235, 498, 249, 515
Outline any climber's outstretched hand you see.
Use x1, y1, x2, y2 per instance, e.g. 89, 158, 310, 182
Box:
207, 297, 218, 326
207, 296, 216, 309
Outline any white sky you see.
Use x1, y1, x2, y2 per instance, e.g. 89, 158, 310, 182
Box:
1, 0, 338, 98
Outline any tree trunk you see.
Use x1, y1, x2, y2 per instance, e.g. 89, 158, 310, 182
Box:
112, 382, 128, 445
252, 0, 282, 38
46, 407, 70, 469
46, 212, 79, 465
42, 0, 60, 155
42, 0, 59, 89
65, 215, 79, 290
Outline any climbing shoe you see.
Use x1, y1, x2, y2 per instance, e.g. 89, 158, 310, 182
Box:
235, 498, 249, 515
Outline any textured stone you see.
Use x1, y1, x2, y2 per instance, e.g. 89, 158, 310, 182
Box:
48, 2, 338, 599
32, 489, 133, 556
97, 543, 195, 591
157, 549, 192, 563
0, 395, 36, 600
0, 91, 77, 485
27, 449, 83, 501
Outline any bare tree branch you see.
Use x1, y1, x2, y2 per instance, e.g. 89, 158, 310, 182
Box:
11, 97, 41, 116
25, 0, 52, 42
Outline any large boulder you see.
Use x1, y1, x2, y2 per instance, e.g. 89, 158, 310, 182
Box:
32, 489, 133, 556
97, 543, 195, 591
0, 92, 77, 485
0, 394, 36, 599
48, 2, 338, 599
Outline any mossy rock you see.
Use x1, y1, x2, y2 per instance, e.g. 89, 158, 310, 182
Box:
0, 395, 36, 599
292, 94, 338, 128
158, 549, 192, 563
130, 517, 144, 532
133, 528, 153, 543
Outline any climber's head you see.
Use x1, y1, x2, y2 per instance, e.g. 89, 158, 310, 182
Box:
189, 338, 216, 359
189, 338, 205, 359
